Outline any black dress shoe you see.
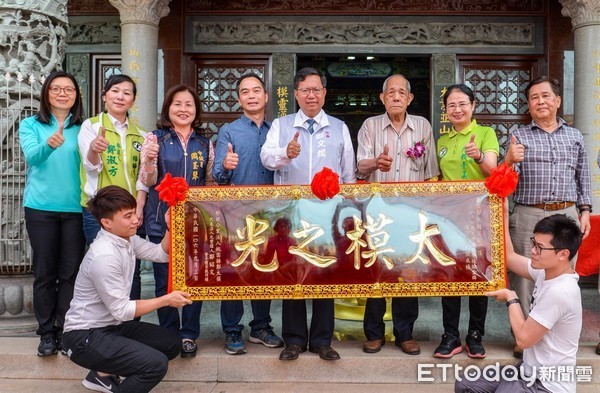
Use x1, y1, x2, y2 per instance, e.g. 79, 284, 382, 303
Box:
279, 344, 305, 360
309, 345, 340, 361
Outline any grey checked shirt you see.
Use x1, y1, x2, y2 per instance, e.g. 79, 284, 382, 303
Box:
512, 118, 592, 207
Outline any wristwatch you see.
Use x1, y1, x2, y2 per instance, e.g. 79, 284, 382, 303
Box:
506, 298, 521, 307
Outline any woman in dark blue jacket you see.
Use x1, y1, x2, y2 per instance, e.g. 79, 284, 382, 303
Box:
140, 84, 215, 358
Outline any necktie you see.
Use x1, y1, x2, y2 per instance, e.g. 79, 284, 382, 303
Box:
307, 119, 316, 134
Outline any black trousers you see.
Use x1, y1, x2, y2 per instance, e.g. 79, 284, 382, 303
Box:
25, 208, 85, 338
281, 299, 334, 348
441, 296, 488, 337
363, 297, 419, 343
63, 321, 180, 393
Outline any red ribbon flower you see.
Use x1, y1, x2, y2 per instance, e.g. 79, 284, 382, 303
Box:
311, 167, 340, 200
155, 173, 189, 206
484, 162, 518, 198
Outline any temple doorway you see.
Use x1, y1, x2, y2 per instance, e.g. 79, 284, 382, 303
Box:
297, 55, 431, 150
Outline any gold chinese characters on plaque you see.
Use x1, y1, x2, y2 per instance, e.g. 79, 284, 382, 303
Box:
169, 181, 506, 300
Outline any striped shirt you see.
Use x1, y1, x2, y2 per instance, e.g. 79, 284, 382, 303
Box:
512, 118, 592, 206
356, 113, 439, 182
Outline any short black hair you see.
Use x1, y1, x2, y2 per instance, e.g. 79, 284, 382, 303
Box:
87, 185, 137, 223
443, 84, 475, 107
533, 214, 582, 261
525, 76, 560, 99
236, 73, 266, 94
37, 71, 85, 127
294, 67, 326, 90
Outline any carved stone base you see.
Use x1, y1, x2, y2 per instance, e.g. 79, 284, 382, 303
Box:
0, 275, 36, 335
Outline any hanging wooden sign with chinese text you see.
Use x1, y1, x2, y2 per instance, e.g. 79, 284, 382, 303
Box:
169, 182, 506, 300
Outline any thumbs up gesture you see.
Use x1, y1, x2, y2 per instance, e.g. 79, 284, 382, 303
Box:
91, 126, 109, 154
141, 133, 159, 164
286, 131, 301, 159
223, 143, 239, 170
465, 134, 481, 160
142, 133, 159, 161
505, 135, 525, 165
376, 144, 393, 172
47, 122, 65, 149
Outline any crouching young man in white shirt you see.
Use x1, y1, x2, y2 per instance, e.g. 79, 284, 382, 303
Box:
455, 213, 583, 393
62, 185, 192, 393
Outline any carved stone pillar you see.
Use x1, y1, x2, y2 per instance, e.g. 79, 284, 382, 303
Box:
109, 0, 170, 131
560, 0, 600, 210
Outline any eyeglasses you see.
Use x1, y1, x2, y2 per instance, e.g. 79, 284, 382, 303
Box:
446, 102, 472, 111
297, 87, 324, 96
49, 86, 77, 96
530, 237, 561, 254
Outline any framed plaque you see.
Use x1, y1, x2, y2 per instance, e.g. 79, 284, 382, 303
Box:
170, 181, 506, 300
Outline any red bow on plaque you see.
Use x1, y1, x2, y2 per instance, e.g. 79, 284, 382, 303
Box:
484, 162, 518, 198
155, 173, 189, 206
311, 167, 340, 200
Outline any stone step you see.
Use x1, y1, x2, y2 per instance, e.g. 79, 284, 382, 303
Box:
1, 381, 600, 393
1, 338, 598, 391
0, 381, 459, 393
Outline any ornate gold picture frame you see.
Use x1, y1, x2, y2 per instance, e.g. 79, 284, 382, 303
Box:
170, 181, 506, 300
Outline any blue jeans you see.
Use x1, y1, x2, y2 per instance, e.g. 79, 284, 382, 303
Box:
150, 236, 202, 340
220, 300, 273, 335
83, 208, 142, 301
82, 207, 101, 246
